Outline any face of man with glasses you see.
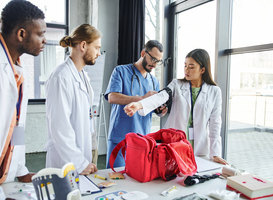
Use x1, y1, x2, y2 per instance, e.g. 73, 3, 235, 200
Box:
142, 47, 163, 73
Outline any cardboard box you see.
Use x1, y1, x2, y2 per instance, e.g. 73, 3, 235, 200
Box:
227, 174, 273, 199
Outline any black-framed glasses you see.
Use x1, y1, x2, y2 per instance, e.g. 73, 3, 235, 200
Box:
145, 51, 163, 66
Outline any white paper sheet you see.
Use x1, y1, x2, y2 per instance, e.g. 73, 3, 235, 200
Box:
195, 156, 223, 172
79, 175, 101, 195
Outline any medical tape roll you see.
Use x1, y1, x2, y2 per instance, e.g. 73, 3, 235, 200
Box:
222, 166, 241, 177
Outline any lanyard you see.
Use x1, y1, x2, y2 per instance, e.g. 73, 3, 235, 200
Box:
189, 81, 203, 127
16, 85, 23, 123
79, 71, 92, 119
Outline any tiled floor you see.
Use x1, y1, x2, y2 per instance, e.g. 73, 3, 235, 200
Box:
226, 131, 273, 182
25, 131, 273, 182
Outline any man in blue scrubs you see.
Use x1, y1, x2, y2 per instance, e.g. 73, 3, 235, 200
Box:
105, 40, 167, 168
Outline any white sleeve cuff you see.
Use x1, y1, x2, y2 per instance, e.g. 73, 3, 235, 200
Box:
137, 90, 169, 116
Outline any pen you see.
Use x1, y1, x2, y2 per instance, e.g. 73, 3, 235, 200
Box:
95, 174, 107, 180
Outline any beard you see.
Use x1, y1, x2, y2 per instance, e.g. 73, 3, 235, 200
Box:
83, 50, 96, 65
142, 55, 152, 73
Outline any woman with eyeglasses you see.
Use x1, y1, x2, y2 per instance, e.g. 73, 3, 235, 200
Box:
124, 48, 228, 165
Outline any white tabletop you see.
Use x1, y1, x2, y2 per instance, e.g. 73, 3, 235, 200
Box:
85, 167, 228, 200
2, 159, 271, 200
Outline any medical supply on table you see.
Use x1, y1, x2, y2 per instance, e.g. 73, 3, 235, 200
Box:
184, 174, 220, 186
221, 165, 242, 178
31, 162, 81, 200
209, 189, 240, 200
109, 129, 196, 183
95, 174, 108, 180
172, 192, 208, 200
94, 190, 127, 200
160, 186, 179, 196
108, 172, 125, 179
121, 191, 149, 200
97, 181, 117, 188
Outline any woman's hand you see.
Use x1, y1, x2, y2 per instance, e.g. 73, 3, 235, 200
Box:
213, 156, 229, 165
124, 102, 142, 117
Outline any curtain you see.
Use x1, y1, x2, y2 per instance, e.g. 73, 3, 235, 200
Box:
117, 0, 145, 65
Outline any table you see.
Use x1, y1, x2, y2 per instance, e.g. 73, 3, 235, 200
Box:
0, 168, 243, 200
2, 159, 272, 200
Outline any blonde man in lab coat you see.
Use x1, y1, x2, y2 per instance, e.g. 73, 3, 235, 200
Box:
0, 1, 47, 184
45, 24, 101, 175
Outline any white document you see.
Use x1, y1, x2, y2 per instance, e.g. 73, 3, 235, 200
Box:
195, 156, 223, 172
79, 175, 101, 195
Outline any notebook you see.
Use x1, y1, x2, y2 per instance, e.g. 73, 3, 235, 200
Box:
227, 174, 273, 199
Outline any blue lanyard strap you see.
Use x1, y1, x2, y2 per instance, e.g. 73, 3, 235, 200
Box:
190, 81, 203, 126
16, 84, 23, 123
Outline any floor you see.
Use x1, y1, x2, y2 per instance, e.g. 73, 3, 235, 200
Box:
25, 153, 107, 172
25, 131, 273, 182
226, 131, 273, 182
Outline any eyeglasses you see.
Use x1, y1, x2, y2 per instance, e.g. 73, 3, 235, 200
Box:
145, 51, 163, 66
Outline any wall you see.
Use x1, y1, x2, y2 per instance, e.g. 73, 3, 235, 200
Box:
25, 0, 119, 155
97, 0, 119, 154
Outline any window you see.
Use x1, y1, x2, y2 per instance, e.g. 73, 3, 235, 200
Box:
176, 1, 216, 79
168, 0, 273, 181
0, 0, 68, 101
145, 0, 164, 132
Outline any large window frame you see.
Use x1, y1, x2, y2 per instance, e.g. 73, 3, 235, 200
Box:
164, 0, 273, 159
28, 0, 69, 104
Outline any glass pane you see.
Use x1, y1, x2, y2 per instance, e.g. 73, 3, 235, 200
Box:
145, 0, 164, 132
28, 0, 66, 24
231, 0, 273, 48
227, 51, 273, 181
176, 1, 216, 79
0, 0, 66, 25
21, 28, 66, 99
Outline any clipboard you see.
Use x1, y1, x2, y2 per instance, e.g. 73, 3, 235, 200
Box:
79, 175, 102, 196
195, 156, 223, 172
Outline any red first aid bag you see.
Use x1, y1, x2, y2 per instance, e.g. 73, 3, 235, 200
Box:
109, 128, 197, 182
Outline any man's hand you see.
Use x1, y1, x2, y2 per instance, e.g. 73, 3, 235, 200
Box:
142, 90, 157, 99
124, 102, 142, 117
80, 163, 98, 175
17, 172, 36, 182
213, 156, 229, 165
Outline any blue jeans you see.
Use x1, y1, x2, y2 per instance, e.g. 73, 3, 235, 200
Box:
106, 140, 125, 169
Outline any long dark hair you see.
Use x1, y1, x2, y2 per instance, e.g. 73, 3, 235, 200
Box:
180, 49, 217, 86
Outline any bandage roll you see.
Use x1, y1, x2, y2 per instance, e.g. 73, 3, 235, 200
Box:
222, 166, 241, 177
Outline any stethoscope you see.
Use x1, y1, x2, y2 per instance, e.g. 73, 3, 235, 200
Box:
131, 64, 155, 96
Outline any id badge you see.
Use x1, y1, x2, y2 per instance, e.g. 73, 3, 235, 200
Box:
11, 124, 25, 146
188, 127, 194, 140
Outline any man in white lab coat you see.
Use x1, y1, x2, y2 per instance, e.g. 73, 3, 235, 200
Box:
45, 24, 101, 175
0, 1, 47, 184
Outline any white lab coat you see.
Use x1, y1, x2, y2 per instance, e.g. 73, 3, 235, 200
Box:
0, 38, 29, 182
139, 79, 222, 158
45, 57, 94, 174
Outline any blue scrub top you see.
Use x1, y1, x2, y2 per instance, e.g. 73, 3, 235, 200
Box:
105, 64, 160, 143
